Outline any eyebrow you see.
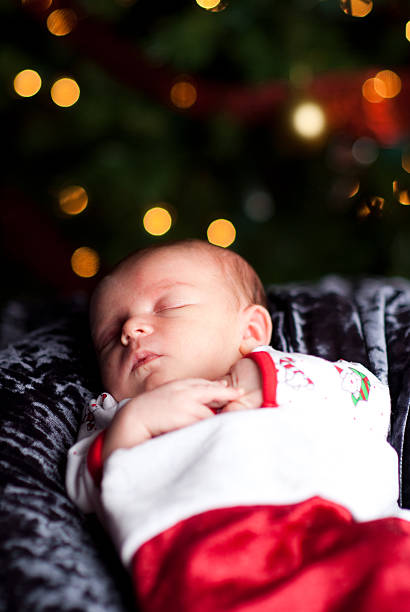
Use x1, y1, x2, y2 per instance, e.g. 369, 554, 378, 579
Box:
150, 281, 195, 291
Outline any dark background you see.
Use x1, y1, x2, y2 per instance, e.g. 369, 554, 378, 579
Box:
1, 0, 409, 304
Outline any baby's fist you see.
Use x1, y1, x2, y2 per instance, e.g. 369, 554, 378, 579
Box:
220, 358, 263, 412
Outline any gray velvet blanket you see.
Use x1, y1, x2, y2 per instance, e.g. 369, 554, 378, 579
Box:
1, 276, 409, 611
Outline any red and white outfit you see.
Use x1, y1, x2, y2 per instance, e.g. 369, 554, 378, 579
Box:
66, 347, 410, 611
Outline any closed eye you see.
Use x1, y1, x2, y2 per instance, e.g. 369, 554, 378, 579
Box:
155, 303, 192, 314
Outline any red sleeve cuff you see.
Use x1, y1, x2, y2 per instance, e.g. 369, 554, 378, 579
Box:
87, 430, 106, 488
247, 350, 278, 408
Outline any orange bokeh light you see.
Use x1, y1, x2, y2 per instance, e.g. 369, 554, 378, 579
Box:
71, 247, 100, 278
362, 78, 385, 103
143, 207, 172, 236
374, 70, 402, 99
22, 0, 52, 11
13, 69, 42, 97
58, 185, 88, 215
340, 0, 373, 17
207, 219, 236, 248
47, 9, 77, 36
51, 77, 80, 107
170, 81, 197, 109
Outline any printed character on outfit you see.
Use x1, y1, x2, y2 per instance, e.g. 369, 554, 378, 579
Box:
66, 347, 410, 612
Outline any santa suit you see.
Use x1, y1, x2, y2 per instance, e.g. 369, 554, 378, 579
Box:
66, 347, 410, 612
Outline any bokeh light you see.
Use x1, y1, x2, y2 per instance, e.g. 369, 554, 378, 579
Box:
243, 190, 274, 222
348, 180, 360, 198
330, 177, 360, 202
398, 191, 410, 206
362, 77, 385, 103
369, 196, 385, 211
196, 0, 221, 9
291, 102, 326, 139
58, 185, 88, 215
13, 69, 42, 97
209, 1, 227, 12
207, 219, 236, 248
51, 77, 80, 107
71, 247, 100, 278
21, 0, 52, 11
170, 80, 197, 109
406, 21, 410, 42
403, 151, 410, 173
143, 206, 172, 236
374, 70, 402, 99
357, 203, 370, 219
352, 137, 378, 165
340, 0, 373, 18
47, 9, 77, 36
394, 181, 410, 206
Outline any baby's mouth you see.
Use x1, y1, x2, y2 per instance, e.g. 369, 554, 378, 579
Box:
132, 352, 161, 370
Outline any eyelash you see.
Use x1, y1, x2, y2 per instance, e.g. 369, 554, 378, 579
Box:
155, 304, 187, 314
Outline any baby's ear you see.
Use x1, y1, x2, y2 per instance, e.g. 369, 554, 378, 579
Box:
239, 304, 273, 356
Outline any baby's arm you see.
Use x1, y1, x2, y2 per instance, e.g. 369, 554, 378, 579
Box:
66, 381, 243, 510
102, 379, 243, 460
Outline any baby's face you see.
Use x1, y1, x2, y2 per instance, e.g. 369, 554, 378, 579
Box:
90, 247, 246, 401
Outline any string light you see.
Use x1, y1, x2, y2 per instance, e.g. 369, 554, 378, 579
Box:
291, 102, 326, 139
13, 69, 42, 97
207, 219, 236, 248
46, 9, 77, 36
58, 185, 88, 215
71, 247, 100, 278
143, 206, 172, 236
340, 0, 373, 18
170, 80, 197, 109
51, 77, 80, 107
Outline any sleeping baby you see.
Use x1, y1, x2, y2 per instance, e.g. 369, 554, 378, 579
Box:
66, 239, 410, 611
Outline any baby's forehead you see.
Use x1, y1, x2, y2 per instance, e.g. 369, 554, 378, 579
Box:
93, 246, 225, 300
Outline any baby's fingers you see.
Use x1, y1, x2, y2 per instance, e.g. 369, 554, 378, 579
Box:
192, 382, 244, 404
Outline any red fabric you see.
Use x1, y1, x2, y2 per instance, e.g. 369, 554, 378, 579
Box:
86, 430, 106, 488
247, 351, 278, 407
132, 497, 410, 612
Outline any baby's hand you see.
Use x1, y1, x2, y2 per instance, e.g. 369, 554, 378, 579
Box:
219, 358, 263, 412
102, 379, 243, 460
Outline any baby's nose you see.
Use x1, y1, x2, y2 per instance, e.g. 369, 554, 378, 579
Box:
121, 316, 153, 345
